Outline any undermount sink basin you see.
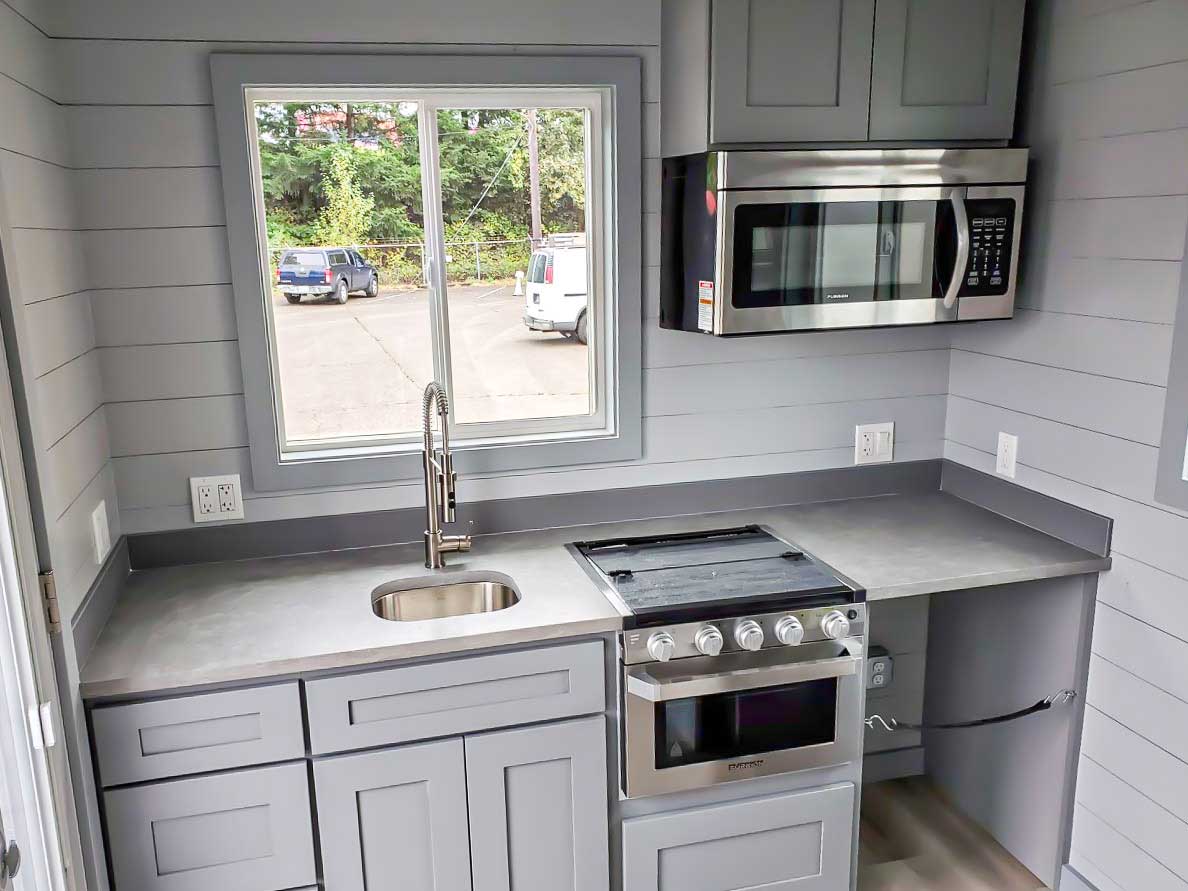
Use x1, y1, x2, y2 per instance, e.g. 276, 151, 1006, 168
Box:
371, 573, 521, 621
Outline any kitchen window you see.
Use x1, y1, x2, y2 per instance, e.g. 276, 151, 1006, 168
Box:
1156, 223, 1188, 510
211, 55, 642, 491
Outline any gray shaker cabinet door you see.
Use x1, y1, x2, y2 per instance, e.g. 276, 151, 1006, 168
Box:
621, 783, 855, 891
103, 762, 316, 891
465, 715, 610, 891
869, 0, 1026, 140
313, 737, 472, 891
710, 0, 876, 144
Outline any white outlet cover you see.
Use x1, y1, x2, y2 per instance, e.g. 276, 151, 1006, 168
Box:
90, 501, 111, 564
855, 422, 895, 465
996, 432, 1018, 479
190, 474, 245, 522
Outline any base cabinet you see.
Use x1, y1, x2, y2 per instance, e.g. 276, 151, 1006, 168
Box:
466, 716, 610, 891
622, 783, 856, 891
313, 738, 473, 891
313, 716, 610, 891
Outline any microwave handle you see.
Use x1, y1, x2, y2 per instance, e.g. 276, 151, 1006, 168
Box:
626, 653, 861, 703
943, 187, 970, 310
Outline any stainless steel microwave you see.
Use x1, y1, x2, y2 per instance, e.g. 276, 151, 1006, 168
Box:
659, 148, 1028, 335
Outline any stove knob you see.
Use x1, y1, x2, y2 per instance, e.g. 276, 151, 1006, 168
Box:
646, 631, 676, 663
820, 610, 852, 641
775, 615, 805, 646
694, 625, 724, 657
734, 619, 765, 652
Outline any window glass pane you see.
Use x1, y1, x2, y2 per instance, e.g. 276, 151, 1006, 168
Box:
255, 99, 435, 447
436, 107, 594, 425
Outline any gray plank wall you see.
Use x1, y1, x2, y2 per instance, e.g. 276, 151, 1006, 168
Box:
0, 5, 117, 891
945, 2, 1188, 889
29, 0, 952, 537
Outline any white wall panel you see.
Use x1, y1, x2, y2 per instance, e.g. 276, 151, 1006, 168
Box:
90, 285, 237, 346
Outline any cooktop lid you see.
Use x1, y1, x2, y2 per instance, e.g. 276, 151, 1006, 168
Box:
573, 526, 857, 621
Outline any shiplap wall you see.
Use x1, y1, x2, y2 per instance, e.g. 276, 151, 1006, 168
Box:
35, 0, 954, 539
0, 0, 120, 626
944, 2, 1188, 889
0, 5, 116, 891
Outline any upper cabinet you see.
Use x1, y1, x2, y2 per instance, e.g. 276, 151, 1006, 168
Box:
869, 0, 1026, 140
710, 0, 875, 144
661, 0, 1027, 154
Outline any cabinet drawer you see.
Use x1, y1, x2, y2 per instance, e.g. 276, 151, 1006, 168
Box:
104, 763, 316, 891
91, 682, 305, 786
306, 640, 604, 754
622, 783, 855, 890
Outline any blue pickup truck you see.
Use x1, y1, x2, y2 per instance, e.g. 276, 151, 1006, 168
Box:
275, 247, 379, 305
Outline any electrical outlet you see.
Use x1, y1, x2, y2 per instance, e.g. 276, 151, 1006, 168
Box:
866, 646, 894, 690
996, 432, 1018, 479
90, 500, 111, 564
190, 474, 244, 523
855, 422, 894, 465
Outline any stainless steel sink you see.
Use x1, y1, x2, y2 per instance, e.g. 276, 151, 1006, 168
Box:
371, 574, 521, 621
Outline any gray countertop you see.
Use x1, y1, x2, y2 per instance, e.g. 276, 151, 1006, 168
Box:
80, 493, 1111, 699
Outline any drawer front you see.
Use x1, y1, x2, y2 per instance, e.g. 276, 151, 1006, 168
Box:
305, 640, 605, 754
622, 783, 855, 891
91, 683, 305, 786
104, 763, 316, 891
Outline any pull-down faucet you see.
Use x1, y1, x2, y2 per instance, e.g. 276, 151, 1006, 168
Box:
422, 382, 471, 568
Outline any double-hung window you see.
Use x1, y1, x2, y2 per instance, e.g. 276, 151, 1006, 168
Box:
211, 55, 641, 491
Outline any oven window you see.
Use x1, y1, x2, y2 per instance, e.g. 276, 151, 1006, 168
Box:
732, 200, 938, 308
654, 678, 838, 770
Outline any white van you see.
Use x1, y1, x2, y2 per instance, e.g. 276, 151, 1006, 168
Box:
522, 234, 589, 344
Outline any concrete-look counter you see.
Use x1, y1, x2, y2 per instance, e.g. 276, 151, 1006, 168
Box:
80, 493, 1110, 699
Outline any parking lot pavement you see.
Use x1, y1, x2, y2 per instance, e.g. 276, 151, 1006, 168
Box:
272, 284, 591, 443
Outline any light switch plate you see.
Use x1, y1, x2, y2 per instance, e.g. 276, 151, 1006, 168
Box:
996, 432, 1018, 479
190, 474, 244, 523
90, 501, 110, 564
855, 422, 895, 465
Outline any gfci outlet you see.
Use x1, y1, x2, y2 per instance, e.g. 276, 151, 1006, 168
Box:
996, 432, 1019, 479
190, 474, 245, 523
855, 422, 894, 465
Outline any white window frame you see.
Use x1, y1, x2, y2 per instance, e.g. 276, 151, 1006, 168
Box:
212, 54, 642, 492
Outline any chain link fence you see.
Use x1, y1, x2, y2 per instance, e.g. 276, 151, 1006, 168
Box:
270, 238, 534, 290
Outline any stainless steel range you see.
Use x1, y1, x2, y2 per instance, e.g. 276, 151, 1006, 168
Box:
571, 526, 866, 798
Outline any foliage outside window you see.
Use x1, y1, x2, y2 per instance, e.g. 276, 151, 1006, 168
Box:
245, 88, 611, 456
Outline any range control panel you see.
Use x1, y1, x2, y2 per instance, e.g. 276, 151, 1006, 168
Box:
962, 198, 1017, 297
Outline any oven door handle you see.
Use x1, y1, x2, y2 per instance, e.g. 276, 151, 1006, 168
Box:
942, 186, 969, 310
625, 654, 861, 703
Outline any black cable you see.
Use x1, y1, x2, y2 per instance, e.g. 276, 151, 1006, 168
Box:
866, 689, 1076, 732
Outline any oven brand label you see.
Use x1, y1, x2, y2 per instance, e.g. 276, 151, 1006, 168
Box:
727, 759, 765, 771
826, 292, 851, 301
697, 280, 714, 332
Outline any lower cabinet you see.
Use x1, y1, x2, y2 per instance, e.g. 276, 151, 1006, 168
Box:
466, 716, 610, 891
103, 762, 317, 891
621, 783, 855, 891
313, 737, 473, 891
314, 715, 610, 891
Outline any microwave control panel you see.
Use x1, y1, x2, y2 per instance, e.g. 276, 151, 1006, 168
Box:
962, 198, 1016, 297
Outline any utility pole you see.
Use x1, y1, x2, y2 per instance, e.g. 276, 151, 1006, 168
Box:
526, 109, 542, 246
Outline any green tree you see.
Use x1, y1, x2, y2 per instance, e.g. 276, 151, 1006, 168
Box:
314, 147, 375, 246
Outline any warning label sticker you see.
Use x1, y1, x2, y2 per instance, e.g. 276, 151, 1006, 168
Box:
697, 280, 714, 332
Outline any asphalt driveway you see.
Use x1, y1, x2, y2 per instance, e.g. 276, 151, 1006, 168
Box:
272, 284, 590, 443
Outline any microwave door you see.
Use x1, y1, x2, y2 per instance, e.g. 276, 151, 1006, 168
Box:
716, 186, 963, 334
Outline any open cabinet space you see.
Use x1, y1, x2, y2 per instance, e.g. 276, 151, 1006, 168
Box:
861, 573, 1097, 891
858, 777, 1046, 891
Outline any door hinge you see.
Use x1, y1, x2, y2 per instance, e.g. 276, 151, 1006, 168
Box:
39, 571, 61, 634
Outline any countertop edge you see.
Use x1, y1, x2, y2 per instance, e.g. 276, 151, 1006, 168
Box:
865, 556, 1113, 601
80, 615, 623, 701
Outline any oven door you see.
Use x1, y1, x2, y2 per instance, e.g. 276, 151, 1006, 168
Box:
716, 185, 967, 334
622, 640, 864, 798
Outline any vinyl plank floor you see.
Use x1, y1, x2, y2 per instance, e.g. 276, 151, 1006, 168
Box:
858, 777, 1049, 891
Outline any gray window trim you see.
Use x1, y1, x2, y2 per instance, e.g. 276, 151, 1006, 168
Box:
1155, 221, 1188, 510
210, 53, 642, 492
